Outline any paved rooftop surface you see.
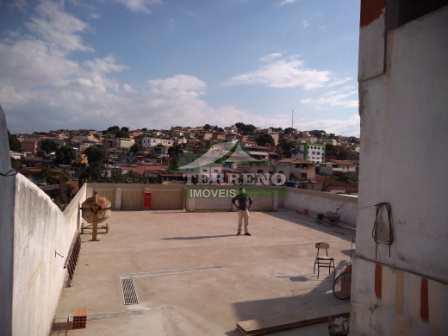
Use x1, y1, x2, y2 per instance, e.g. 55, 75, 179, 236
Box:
53, 210, 353, 336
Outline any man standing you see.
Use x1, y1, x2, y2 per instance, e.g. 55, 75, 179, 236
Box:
232, 187, 253, 236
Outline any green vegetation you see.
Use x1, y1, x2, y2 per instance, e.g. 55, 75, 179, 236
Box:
235, 122, 256, 135
39, 139, 59, 155
8, 131, 21, 151
55, 145, 75, 165
79, 145, 107, 184
104, 125, 130, 138
255, 133, 274, 146
325, 144, 359, 160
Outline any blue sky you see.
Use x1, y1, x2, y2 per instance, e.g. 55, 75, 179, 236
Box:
0, 0, 360, 135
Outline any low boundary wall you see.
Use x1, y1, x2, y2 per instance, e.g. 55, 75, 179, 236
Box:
185, 185, 285, 211
87, 183, 185, 210
86, 184, 358, 226
282, 188, 358, 227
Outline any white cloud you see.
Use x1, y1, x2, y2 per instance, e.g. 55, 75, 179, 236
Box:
278, 0, 298, 6
0, 38, 80, 88
26, 1, 91, 53
115, 0, 162, 14
89, 13, 100, 20
0, 2, 281, 132
300, 85, 359, 108
84, 56, 127, 74
259, 52, 283, 63
326, 77, 353, 88
296, 114, 360, 136
148, 75, 206, 98
225, 54, 330, 90
302, 19, 310, 29
0, 1, 359, 136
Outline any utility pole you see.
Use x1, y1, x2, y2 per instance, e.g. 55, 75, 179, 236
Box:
291, 109, 294, 129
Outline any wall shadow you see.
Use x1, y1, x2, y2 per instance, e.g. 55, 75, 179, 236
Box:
162, 234, 237, 240
225, 260, 351, 335
265, 210, 355, 242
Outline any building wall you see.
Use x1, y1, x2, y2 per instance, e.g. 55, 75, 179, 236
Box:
283, 188, 358, 227
0, 106, 14, 336
141, 136, 173, 148
352, 4, 448, 335
118, 138, 135, 149
306, 144, 325, 163
20, 139, 38, 154
1, 105, 87, 336
87, 183, 185, 210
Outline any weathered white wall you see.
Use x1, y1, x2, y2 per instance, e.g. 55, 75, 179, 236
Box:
0, 106, 88, 336
283, 188, 358, 227
352, 5, 448, 335
87, 183, 185, 210
11, 176, 87, 336
0, 106, 14, 335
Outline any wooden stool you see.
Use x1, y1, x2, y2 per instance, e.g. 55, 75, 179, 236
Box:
313, 242, 335, 278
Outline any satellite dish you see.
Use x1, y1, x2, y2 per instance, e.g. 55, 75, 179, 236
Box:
81, 192, 111, 241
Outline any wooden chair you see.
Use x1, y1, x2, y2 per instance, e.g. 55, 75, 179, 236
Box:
313, 242, 335, 278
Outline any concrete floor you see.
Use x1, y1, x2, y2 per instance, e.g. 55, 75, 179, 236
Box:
53, 210, 353, 336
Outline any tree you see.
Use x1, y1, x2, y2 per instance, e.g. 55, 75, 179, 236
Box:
168, 144, 183, 170
235, 122, 256, 135
309, 130, 326, 138
105, 125, 120, 134
203, 124, 212, 131
119, 127, 129, 138
129, 143, 141, 154
84, 145, 106, 181
277, 138, 295, 158
55, 145, 75, 165
39, 139, 59, 154
8, 131, 21, 151
283, 127, 295, 135
325, 144, 359, 160
104, 126, 129, 138
255, 133, 274, 147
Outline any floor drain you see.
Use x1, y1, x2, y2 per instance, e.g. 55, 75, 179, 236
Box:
121, 278, 139, 305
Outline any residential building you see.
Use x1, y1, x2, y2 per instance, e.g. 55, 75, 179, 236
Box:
276, 159, 316, 182
141, 136, 174, 148
328, 160, 357, 173
70, 134, 100, 144
290, 143, 306, 160
306, 143, 325, 164
118, 138, 135, 149
19, 136, 39, 154
267, 130, 280, 145
203, 132, 213, 141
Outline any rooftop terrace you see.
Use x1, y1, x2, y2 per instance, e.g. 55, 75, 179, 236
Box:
52, 210, 353, 335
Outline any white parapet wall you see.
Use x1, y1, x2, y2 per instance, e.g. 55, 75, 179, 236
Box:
10, 176, 87, 336
0, 106, 14, 335
282, 188, 358, 228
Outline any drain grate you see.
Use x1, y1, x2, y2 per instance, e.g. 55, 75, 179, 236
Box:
121, 278, 139, 305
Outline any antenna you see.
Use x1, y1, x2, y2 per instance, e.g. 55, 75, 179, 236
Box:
291, 109, 294, 129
